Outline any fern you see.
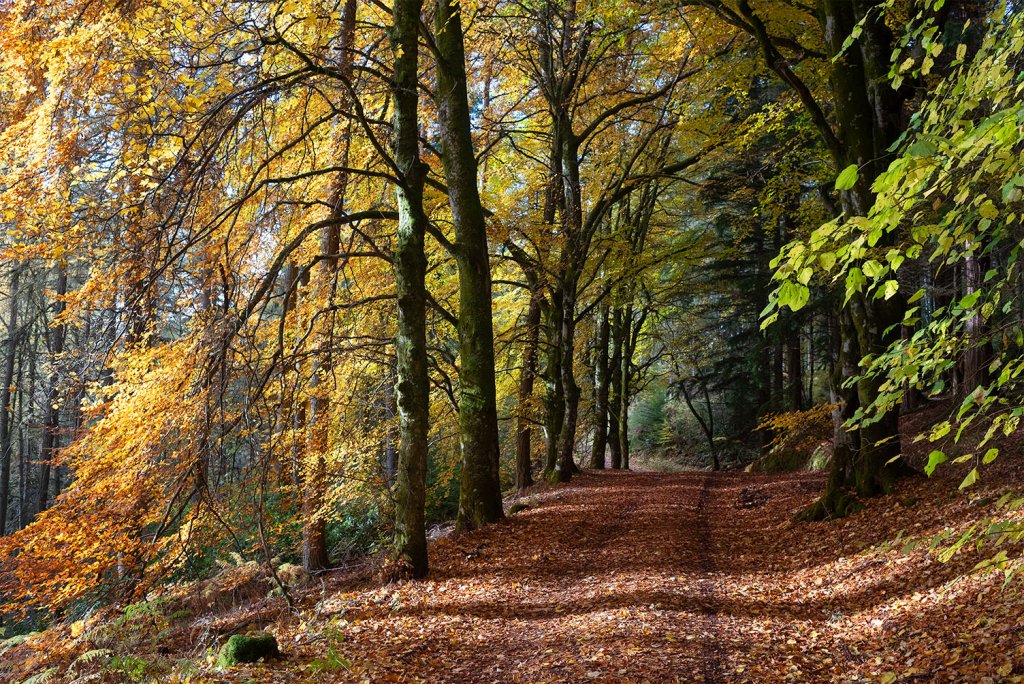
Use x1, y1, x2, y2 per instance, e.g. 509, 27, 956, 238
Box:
75, 648, 112, 664
308, 647, 351, 673
22, 667, 58, 684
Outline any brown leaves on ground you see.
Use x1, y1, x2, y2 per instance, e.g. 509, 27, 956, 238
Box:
8, 460, 1024, 683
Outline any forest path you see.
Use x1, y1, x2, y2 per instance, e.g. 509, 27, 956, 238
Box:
294, 470, 841, 683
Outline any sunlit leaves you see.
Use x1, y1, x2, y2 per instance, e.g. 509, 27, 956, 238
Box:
835, 164, 859, 191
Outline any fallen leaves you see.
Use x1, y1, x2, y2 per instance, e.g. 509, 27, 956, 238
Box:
8, 458, 1024, 683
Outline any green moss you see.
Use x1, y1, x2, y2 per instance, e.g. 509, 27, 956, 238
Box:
748, 445, 831, 474
216, 633, 280, 668
509, 503, 530, 515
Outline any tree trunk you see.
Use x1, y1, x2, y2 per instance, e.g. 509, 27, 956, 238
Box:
589, 305, 610, 469
515, 291, 541, 492
37, 267, 67, 517
681, 379, 717, 471
962, 248, 989, 392
542, 295, 564, 476
787, 324, 803, 411
726, 1, 908, 509
0, 266, 19, 535
608, 307, 624, 469
618, 303, 634, 471
702, 382, 718, 470
555, 127, 584, 483
434, 0, 504, 530
556, 281, 581, 481
772, 334, 784, 412
798, 308, 863, 520
18, 330, 33, 530
301, 0, 357, 573
390, 0, 430, 579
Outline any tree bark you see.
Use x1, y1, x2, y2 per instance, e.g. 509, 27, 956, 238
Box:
515, 291, 541, 492
390, 0, 430, 579
608, 307, 624, 469
542, 295, 564, 476
618, 303, 634, 471
434, 0, 504, 530
589, 305, 610, 469
18, 328, 33, 530
555, 127, 584, 482
0, 266, 20, 535
962, 248, 989, 392
37, 267, 67, 517
301, 0, 358, 573
787, 324, 803, 411
556, 281, 581, 481
798, 308, 863, 520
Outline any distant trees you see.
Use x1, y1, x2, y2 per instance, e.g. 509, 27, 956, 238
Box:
0, 264, 86, 534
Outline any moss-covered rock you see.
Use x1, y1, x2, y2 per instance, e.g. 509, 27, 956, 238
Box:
216, 632, 280, 667
508, 503, 530, 515
747, 445, 831, 474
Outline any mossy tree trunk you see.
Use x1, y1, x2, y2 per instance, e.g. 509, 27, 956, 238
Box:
820, 0, 908, 507
390, 0, 430, 578
555, 126, 584, 483
618, 302, 637, 471
556, 280, 581, 482
540, 127, 564, 480
542, 292, 564, 477
434, 0, 505, 530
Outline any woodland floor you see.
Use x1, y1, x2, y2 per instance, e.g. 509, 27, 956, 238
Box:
10, 460, 1024, 683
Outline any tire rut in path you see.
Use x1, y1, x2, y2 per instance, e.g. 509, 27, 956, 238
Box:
694, 474, 726, 684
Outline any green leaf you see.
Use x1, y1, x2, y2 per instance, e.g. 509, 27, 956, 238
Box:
908, 139, 937, 157
979, 200, 999, 220
983, 448, 999, 464
845, 268, 866, 301
959, 467, 979, 489
960, 290, 981, 310
835, 164, 859, 191
778, 281, 810, 312
862, 260, 884, 279
925, 449, 947, 476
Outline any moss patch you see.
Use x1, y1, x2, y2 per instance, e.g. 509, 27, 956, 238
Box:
748, 445, 831, 474
216, 632, 280, 668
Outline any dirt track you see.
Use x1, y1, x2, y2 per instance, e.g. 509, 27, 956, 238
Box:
315, 470, 834, 683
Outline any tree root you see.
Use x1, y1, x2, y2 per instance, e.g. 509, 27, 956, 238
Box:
795, 489, 864, 522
